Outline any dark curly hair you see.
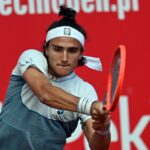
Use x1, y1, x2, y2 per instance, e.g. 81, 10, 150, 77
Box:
42, 5, 87, 66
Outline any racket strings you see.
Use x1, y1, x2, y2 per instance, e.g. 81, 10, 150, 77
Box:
111, 51, 121, 101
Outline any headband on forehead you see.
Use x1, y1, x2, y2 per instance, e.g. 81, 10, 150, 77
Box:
46, 26, 85, 47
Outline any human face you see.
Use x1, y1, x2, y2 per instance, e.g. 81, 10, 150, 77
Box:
45, 37, 82, 77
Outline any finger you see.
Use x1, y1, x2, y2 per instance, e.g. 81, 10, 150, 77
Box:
98, 105, 110, 116
92, 114, 100, 120
97, 113, 110, 121
102, 105, 107, 111
93, 116, 111, 126
102, 105, 110, 114
93, 115, 111, 129
99, 115, 111, 124
92, 122, 110, 131
93, 118, 110, 128
92, 114, 110, 122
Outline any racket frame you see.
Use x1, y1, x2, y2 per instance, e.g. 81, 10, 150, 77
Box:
106, 45, 126, 111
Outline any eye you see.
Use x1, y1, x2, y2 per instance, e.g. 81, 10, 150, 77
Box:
53, 46, 62, 52
68, 48, 79, 54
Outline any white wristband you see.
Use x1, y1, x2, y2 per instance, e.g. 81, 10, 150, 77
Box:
77, 97, 96, 115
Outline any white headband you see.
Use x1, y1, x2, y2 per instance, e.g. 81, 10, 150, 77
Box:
84, 56, 102, 71
46, 26, 102, 71
46, 26, 85, 47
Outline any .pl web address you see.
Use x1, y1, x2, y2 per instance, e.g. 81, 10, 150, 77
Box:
0, 0, 140, 20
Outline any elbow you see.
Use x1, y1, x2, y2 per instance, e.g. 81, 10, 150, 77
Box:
39, 92, 47, 104
38, 91, 48, 103
39, 91, 54, 106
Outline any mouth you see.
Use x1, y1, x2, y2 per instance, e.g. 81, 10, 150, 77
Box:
57, 64, 70, 67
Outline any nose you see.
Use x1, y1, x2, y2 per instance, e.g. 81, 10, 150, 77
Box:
61, 51, 68, 63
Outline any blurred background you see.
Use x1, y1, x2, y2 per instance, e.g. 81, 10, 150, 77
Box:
0, 0, 149, 150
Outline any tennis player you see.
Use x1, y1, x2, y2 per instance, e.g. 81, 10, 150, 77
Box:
0, 5, 110, 150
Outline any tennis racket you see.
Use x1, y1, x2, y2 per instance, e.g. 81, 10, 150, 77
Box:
103, 45, 126, 111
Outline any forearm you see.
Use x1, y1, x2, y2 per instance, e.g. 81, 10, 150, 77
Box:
38, 83, 95, 115
23, 67, 79, 112
89, 132, 111, 150
39, 83, 79, 112
23, 67, 96, 114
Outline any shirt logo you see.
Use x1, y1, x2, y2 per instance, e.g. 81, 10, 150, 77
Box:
64, 28, 71, 35
57, 110, 64, 115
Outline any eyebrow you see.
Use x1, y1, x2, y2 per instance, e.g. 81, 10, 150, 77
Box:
51, 44, 80, 50
51, 44, 63, 49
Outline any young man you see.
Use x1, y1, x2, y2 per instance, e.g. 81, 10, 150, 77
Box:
0, 6, 110, 150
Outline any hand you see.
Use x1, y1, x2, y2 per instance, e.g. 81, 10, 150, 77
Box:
90, 101, 110, 132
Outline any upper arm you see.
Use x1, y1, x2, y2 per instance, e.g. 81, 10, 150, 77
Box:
12, 49, 50, 101
23, 67, 51, 101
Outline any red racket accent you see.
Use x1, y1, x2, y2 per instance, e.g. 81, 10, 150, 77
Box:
106, 45, 126, 111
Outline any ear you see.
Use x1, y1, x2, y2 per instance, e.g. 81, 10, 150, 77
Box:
79, 50, 83, 59
45, 49, 48, 56
44, 41, 50, 56
79, 54, 82, 60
